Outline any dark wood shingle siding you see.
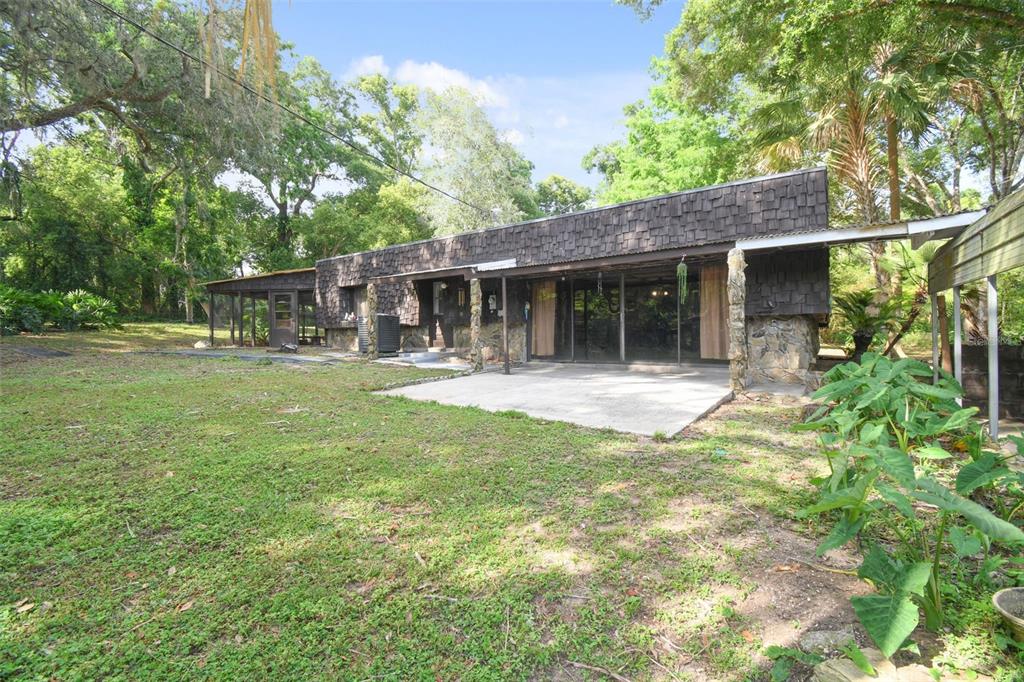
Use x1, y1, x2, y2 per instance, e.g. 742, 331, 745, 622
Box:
745, 248, 830, 317
317, 169, 828, 326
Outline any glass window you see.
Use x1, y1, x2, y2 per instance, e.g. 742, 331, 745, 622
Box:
274, 294, 293, 330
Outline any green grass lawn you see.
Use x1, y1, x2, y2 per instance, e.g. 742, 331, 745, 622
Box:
0, 324, 969, 680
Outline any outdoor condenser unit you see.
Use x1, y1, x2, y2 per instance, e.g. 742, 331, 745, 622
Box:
357, 314, 401, 354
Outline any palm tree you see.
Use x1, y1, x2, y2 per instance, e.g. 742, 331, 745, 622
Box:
749, 74, 888, 291
869, 44, 932, 222
833, 290, 898, 362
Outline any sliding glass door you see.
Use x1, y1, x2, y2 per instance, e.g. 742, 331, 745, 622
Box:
572, 276, 620, 362
531, 265, 714, 364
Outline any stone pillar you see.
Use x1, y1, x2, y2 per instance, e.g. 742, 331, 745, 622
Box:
366, 282, 379, 360
727, 248, 748, 392
469, 278, 483, 371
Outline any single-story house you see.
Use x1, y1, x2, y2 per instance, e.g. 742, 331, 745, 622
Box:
203, 167, 983, 389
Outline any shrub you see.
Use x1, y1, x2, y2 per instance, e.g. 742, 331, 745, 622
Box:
58, 289, 118, 330
798, 353, 1024, 658
832, 290, 898, 362
0, 284, 119, 334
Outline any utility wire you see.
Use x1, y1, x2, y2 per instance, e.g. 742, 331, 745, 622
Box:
80, 0, 493, 217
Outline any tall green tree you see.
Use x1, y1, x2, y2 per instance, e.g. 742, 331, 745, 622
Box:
233, 57, 371, 266
417, 88, 539, 235
536, 175, 593, 216
583, 69, 743, 204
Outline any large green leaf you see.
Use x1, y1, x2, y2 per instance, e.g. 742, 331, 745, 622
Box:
955, 453, 1010, 495
940, 407, 980, 432
913, 477, 1024, 543
855, 382, 888, 410
850, 593, 919, 658
949, 527, 982, 557
802, 471, 878, 516
906, 381, 961, 402
859, 422, 886, 445
858, 545, 901, 587
875, 482, 915, 518
873, 446, 915, 487
812, 377, 859, 402
913, 446, 952, 460
857, 546, 930, 596
817, 514, 866, 556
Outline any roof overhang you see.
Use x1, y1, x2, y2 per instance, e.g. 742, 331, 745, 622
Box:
369, 244, 733, 283
736, 210, 986, 252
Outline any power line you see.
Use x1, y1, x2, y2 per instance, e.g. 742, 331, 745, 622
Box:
80, 0, 493, 217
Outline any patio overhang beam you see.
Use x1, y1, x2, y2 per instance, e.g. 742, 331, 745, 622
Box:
370, 266, 479, 284
477, 243, 731, 280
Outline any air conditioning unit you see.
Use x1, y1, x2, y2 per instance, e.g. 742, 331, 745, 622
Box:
357, 314, 401, 354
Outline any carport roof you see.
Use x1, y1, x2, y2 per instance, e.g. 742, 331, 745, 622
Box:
204, 267, 315, 293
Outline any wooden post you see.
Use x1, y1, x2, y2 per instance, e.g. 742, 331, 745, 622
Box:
569, 278, 575, 363
237, 294, 243, 347
619, 272, 626, 363
250, 296, 256, 347
208, 292, 214, 346
676, 261, 682, 365
930, 294, 939, 384
230, 293, 236, 345
952, 285, 962, 402
501, 276, 510, 375
987, 275, 999, 439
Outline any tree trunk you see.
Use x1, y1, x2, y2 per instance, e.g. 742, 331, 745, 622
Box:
886, 114, 901, 222
276, 179, 291, 249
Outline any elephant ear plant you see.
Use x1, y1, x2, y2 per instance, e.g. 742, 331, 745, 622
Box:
797, 353, 1024, 659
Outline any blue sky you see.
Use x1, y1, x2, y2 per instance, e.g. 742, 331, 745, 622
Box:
270, 0, 685, 187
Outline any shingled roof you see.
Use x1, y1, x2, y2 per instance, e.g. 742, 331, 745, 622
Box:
316, 167, 829, 327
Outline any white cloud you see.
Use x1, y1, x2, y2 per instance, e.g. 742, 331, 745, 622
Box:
344, 54, 390, 80
337, 56, 654, 188
393, 59, 509, 108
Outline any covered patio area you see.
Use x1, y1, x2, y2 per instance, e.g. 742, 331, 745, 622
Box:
204, 268, 320, 348
381, 361, 732, 436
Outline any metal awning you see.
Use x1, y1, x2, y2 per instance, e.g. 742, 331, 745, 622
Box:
736, 210, 985, 252
924, 189, 1023, 440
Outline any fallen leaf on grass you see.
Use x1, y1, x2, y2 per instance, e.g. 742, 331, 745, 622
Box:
740, 630, 754, 642
772, 564, 800, 572
167, 566, 176, 576
16, 602, 35, 614
176, 600, 194, 613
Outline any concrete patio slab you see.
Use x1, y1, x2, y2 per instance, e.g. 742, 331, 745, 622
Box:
380, 362, 732, 436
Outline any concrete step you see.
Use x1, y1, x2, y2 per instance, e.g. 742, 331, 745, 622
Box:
396, 350, 462, 364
